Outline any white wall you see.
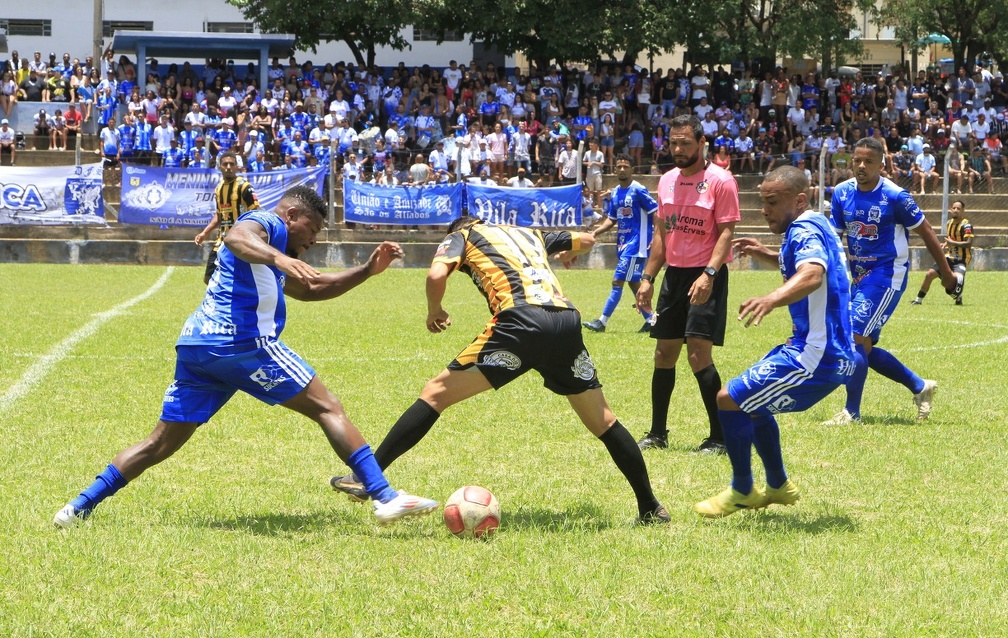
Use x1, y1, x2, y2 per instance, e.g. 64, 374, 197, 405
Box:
4, 1, 482, 69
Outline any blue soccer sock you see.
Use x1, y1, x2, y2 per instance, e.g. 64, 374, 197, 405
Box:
868, 347, 925, 394
844, 343, 869, 419
347, 444, 397, 504
601, 285, 623, 319
751, 414, 787, 489
719, 409, 755, 495
69, 464, 127, 517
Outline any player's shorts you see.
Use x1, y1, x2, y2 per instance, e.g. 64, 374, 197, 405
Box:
614, 255, 646, 283
850, 281, 903, 342
929, 258, 967, 277
160, 339, 316, 424
649, 265, 729, 345
448, 306, 602, 395
585, 174, 603, 192
203, 247, 219, 282
727, 344, 854, 417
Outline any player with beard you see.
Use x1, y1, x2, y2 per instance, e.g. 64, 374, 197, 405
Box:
54, 186, 438, 528
824, 137, 957, 425
636, 114, 740, 455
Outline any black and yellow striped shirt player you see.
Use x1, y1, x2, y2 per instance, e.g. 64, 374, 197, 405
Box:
327, 215, 673, 525
195, 151, 259, 284
911, 200, 974, 305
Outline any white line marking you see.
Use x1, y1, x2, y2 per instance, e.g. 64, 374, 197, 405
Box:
0, 267, 175, 416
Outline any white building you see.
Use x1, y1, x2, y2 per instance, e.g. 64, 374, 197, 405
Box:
2, 1, 506, 70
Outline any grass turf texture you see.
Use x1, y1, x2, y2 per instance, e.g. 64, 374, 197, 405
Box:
3, 263, 1007, 636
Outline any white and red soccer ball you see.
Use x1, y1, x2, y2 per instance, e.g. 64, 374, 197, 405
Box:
443, 486, 500, 538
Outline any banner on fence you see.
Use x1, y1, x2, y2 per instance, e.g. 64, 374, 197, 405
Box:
0, 163, 106, 225
119, 165, 327, 226
466, 183, 583, 228
342, 178, 462, 225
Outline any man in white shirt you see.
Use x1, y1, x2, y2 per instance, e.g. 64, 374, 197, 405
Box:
328, 89, 350, 121
786, 103, 805, 139
427, 139, 453, 182
510, 121, 532, 173
506, 167, 535, 187
582, 137, 606, 206
444, 60, 463, 99
913, 144, 939, 195
557, 139, 578, 183
950, 112, 973, 150
152, 115, 175, 155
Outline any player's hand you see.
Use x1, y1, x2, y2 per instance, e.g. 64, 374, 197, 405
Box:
636, 280, 654, 315
733, 237, 772, 260
276, 254, 321, 287
426, 308, 451, 333
366, 241, 405, 276
688, 273, 713, 305
738, 296, 774, 327
551, 251, 578, 268
194, 231, 206, 246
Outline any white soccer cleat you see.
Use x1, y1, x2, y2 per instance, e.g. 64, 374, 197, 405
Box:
822, 409, 860, 426
372, 492, 439, 525
53, 504, 84, 529
914, 379, 937, 420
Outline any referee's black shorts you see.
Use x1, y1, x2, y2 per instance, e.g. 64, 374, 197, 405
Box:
448, 306, 603, 395
649, 264, 729, 346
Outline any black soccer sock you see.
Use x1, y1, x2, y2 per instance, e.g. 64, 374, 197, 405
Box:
599, 421, 662, 517
649, 367, 676, 436
917, 290, 927, 299
372, 399, 441, 470
694, 365, 723, 442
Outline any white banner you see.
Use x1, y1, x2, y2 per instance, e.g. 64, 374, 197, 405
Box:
0, 163, 106, 225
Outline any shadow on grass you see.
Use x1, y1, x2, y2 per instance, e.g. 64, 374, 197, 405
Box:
743, 510, 859, 535
502, 503, 613, 533
860, 414, 920, 427
190, 508, 444, 538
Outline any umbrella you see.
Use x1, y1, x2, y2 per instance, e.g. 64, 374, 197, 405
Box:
916, 33, 951, 46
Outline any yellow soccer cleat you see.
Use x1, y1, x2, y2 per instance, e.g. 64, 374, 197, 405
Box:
694, 486, 767, 518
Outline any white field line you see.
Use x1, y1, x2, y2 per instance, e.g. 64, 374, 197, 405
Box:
0, 267, 175, 416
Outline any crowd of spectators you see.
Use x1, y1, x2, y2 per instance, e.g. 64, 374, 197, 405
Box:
5, 46, 1007, 194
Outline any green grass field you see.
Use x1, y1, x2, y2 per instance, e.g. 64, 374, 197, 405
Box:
2, 263, 1007, 637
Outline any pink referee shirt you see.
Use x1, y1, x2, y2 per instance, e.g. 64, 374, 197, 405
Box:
656, 162, 740, 267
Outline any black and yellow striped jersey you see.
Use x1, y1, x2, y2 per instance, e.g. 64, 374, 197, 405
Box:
213, 176, 259, 248
944, 216, 973, 266
433, 223, 581, 315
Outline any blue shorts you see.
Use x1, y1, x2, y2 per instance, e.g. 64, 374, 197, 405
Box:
160, 340, 316, 424
614, 255, 646, 283
850, 281, 903, 342
727, 345, 854, 417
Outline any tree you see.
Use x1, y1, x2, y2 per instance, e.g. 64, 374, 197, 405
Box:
227, 0, 415, 69
878, 0, 1008, 72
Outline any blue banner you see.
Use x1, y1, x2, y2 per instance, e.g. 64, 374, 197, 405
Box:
342, 178, 462, 225
119, 165, 327, 226
0, 163, 106, 225
466, 183, 583, 228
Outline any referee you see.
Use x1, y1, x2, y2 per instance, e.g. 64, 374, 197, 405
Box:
195, 150, 259, 284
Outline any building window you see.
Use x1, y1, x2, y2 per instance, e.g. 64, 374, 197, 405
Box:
0, 19, 52, 37
412, 27, 463, 42
103, 21, 154, 38
205, 22, 255, 34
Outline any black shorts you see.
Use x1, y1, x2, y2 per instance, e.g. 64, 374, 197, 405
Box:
649, 265, 729, 345
930, 258, 967, 276
448, 306, 602, 395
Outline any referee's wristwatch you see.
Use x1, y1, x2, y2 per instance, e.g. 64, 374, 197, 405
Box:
641, 273, 655, 283
703, 266, 717, 278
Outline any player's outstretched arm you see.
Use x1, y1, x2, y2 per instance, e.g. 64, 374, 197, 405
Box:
738, 262, 824, 327
195, 214, 220, 245
286, 241, 405, 302
425, 261, 453, 333
733, 237, 779, 266
225, 220, 320, 291
552, 232, 596, 268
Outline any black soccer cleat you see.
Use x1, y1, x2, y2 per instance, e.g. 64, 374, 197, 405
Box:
583, 319, 606, 332
637, 505, 671, 525
694, 437, 727, 455
637, 432, 668, 450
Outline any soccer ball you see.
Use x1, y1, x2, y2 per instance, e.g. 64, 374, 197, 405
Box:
443, 486, 501, 538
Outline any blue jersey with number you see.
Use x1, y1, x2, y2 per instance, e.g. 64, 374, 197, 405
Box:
830, 176, 924, 289
781, 211, 855, 365
177, 210, 288, 348
606, 180, 657, 259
